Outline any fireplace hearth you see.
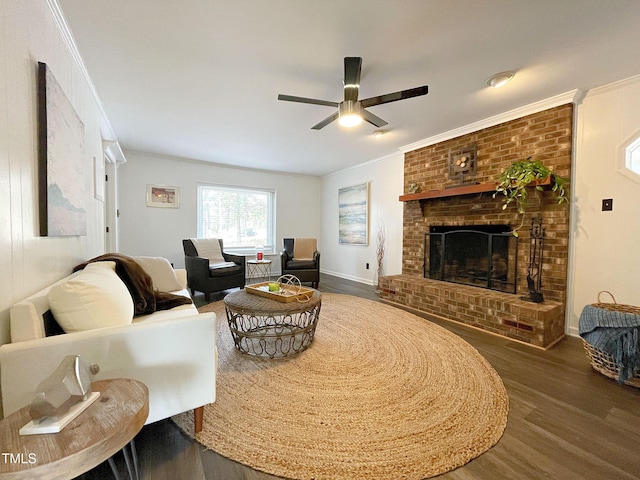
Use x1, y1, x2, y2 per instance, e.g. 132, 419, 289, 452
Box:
425, 225, 517, 293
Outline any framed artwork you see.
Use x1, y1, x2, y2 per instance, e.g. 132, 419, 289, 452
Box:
147, 184, 180, 208
37, 62, 87, 236
448, 144, 477, 184
338, 183, 368, 245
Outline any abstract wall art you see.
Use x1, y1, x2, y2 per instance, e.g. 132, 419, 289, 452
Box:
37, 62, 87, 236
338, 182, 368, 245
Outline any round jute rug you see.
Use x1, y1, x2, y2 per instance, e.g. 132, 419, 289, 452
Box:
173, 293, 508, 479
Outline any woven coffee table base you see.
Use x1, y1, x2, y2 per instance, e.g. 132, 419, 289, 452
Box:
226, 308, 321, 358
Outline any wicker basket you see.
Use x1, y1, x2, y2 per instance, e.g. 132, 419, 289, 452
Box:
582, 291, 640, 388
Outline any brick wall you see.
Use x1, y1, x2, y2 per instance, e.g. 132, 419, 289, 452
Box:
380, 104, 573, 347
403, 104, 572, 302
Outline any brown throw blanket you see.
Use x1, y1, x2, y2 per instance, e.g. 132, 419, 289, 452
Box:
73, 253, 192, 316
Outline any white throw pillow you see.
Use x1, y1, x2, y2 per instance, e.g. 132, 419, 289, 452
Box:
48, 261, 134, 333
134, 256, 182, 292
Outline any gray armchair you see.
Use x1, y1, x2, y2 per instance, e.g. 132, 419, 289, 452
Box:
183, 238, 245, 301
280, 238, 320, 288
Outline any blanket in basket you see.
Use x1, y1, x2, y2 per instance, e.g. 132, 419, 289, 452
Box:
579, 305, 640, 383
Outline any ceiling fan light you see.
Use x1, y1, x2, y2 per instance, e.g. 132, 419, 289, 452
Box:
487, 71, 515, 88
338, 101, 363, 128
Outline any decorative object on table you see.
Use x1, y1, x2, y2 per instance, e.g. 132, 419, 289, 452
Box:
448, 144, 477, 184
493, 157, 568, 236
246, 274, 313, 302
338, 183, 368, 245
177, 294, 508, 479
579, 291, 640, 386
520, 217, 545, 303
37, 61, 87, 237
255, 245, 264, 261
20, 355, 100, 435
146, 184, 180, 208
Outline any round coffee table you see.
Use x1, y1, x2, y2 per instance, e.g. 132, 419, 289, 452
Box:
224, 288, 322, 358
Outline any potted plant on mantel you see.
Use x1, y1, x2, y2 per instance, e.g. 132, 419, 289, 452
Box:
493, 157, 569, 236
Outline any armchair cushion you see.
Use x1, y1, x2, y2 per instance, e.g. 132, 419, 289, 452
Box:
293, 238, 317, 261
209, 264, 244, 277
286, 259, 317, 269
190, 238, 226, 265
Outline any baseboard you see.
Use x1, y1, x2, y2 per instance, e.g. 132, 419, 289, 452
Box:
320, 269, 374, 286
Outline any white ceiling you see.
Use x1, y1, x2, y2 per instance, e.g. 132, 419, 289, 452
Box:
58, 0, 640, 176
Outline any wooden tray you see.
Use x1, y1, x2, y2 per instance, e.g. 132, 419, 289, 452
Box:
246, 282, 314, 302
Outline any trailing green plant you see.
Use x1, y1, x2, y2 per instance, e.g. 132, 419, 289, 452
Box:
493, 157, 568, 236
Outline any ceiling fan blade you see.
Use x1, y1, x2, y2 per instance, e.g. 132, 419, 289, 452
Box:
278, 94, 339, 108
311, 112, 339, 130
343, 57, 362, 103
360, 85, 429, 108
361, 108, 388, 128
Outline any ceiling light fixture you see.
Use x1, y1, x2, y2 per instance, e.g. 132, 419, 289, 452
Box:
486, 71, 515, 88
338, 100, 363, 128
372, 129, 387, 138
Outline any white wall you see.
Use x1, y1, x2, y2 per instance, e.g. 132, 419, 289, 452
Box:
566, 75, 640, 336
0, 1, 109, 346
117, 151, 321, 270
320, 152, 404, 285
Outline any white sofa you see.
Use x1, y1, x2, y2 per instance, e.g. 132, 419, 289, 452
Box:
0, 258, 216, 432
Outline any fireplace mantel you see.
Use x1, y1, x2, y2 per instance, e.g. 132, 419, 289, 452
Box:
399, 177, 552, 202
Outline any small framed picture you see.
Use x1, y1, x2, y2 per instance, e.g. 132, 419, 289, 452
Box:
146, 184, 180, 208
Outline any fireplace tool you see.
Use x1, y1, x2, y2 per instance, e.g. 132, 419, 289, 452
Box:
523, 217, 545, 303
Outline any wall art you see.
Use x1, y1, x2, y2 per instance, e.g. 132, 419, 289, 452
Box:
37, 62, 87, 236
147, 184, 180, 208
338, 183, 368, 245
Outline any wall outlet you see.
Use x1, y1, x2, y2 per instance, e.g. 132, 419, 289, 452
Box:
602, 198, 613, 211
366, 263, 370, 269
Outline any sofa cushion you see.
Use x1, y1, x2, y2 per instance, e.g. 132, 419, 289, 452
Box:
134, 256, 183, 292
48, 261, 134, 333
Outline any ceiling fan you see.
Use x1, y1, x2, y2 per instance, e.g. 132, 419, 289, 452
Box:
278, 57, 429, 130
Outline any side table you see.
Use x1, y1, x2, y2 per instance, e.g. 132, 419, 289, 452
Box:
0, 378, 149, 480
246, 259, 272, 283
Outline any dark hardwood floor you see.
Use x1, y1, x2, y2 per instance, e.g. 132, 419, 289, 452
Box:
76, 274, 640, 480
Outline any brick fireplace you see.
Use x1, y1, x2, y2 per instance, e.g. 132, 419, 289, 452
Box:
379, 104, 573, 348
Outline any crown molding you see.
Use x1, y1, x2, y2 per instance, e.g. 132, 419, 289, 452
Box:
47, 0, 126, 163
399, 90, 584, 153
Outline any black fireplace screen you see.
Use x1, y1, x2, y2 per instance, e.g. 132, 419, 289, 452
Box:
424, 225, 518, 293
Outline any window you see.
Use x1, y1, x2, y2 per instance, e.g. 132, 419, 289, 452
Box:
197, 184, 275, 253
626, 136, 640, 175
619, 130, 640, 185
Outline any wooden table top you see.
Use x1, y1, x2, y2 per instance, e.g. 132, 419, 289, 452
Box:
0, 378, 148, 480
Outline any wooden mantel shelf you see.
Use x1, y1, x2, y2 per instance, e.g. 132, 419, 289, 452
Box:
399, 177, 552, 202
